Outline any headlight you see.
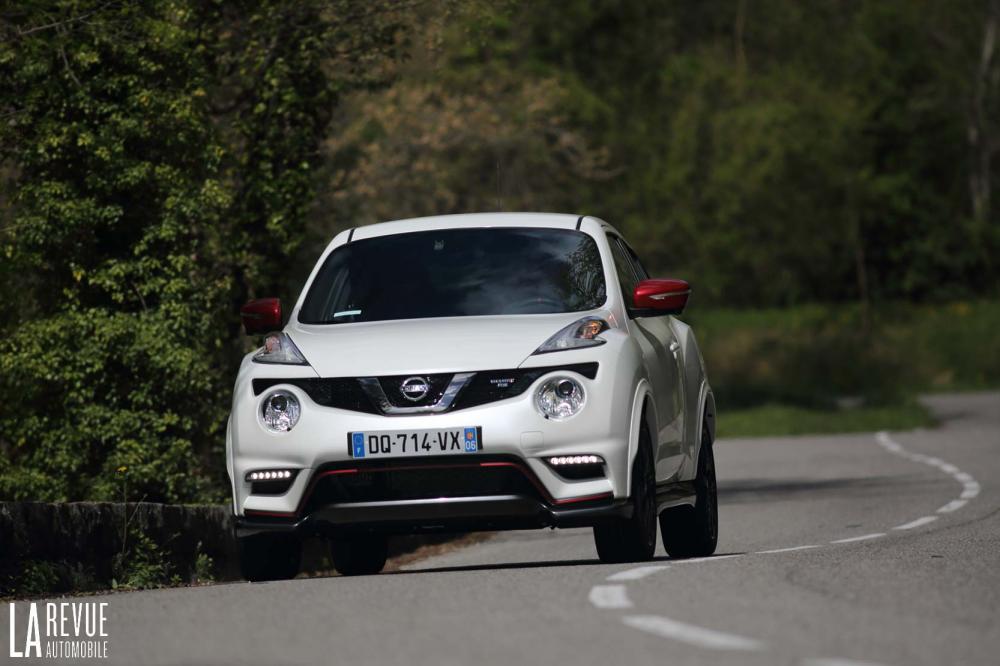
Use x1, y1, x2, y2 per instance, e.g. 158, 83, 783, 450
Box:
253, 332, 308, 365
534, 317, 609, 354
535, 376, 586, 420
261, 390, 300, 432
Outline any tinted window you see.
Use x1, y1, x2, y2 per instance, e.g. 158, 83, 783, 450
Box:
623, 242, 650, 280
607, 235, 639, 302
299, 228, 607, 324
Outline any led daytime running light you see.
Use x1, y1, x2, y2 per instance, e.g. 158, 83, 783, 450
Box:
548, 455, 603, 465
247, 470, 294, 481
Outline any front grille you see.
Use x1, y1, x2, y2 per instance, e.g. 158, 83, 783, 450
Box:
252, 377, 379, 414
253, 362, 598, 415
302, 458, 543, 515
377, 373, 453, 407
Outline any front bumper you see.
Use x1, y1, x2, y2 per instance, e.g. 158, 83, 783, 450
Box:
234, 454, 629, 537
235, 495, 632, 538
228, 354, 639, 521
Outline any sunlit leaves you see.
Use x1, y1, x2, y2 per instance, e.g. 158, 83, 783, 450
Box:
0, 0, 408, 503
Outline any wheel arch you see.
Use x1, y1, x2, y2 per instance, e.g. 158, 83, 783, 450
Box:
226, 415, 238, 514
626, 379, 658, 492
697, 382, 717, 450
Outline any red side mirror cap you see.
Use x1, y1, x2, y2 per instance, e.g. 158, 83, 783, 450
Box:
633, 279, 690, 315
241, 298, 282, 335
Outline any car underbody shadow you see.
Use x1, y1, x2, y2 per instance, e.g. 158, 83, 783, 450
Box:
386, 551, 746, 575
718, 474, 936, 504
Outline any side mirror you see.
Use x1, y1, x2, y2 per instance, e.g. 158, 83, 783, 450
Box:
241, 298, 281, 335
632, 279, 690, 316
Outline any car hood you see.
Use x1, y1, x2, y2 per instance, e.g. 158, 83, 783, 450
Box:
286, 313, 588, 377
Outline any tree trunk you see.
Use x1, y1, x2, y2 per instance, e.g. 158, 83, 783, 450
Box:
968, 0, 998, 231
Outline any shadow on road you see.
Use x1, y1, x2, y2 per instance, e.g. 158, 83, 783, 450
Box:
719, 474, 933, 503
389, 552, 745, 576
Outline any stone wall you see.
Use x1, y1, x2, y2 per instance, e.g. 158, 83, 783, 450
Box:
0, 502, 450, 597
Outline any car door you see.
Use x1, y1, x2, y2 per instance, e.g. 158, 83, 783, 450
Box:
607, 235, 686, 481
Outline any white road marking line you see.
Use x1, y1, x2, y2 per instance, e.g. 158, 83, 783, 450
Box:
589, 584, 632, 609
877, 430, 980, 518
893, 515, 938, 530
756, 545, 820, 554
878, 443, 901, 453
875, 432, 902, 451
830, 533, 885, 544
606, 565, 669, 581
623, 614, 766, 651
937, 499, 967, 513
803, 658, 890, 666
960, 482, 981, 499
667, 553, 742, 565
592, 432, 979, 663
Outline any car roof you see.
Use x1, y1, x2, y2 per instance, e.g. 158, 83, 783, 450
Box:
349, 212, 589, 241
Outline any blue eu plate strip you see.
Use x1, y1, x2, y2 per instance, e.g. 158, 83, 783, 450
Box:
352, 432, 366, 458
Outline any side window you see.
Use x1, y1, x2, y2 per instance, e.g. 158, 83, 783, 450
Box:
622, 242, 650, 280
606, 235, 640, 304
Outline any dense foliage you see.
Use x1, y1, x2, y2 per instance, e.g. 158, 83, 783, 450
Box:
328, 0, 1000, 305
0, 1, 997, 502
0, 1, 406, 501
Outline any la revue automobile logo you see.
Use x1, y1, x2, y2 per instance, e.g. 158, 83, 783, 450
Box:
8, 601, 109, 659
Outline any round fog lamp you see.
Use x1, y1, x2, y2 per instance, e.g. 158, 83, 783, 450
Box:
261, 390, 300, 432
535, 376, 585, 420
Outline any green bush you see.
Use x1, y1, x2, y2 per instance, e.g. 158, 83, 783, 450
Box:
0, 1, 405, 503
7, 560, 99, 599
193, 547, 215, 584
112, 530, 176, 591
687, 301, 1000, 411
15, 561, 61, 598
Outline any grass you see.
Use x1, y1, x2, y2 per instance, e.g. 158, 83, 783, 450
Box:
718, 400, 935, 438
684, 300, 1000, 437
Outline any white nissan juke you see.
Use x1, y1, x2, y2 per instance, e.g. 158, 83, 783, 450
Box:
227, 213, 717, 580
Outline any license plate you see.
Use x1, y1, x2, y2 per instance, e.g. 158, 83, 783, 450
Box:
348, 427, 482, 459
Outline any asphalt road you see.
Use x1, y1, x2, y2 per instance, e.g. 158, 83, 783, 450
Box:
6, 392, 999, 666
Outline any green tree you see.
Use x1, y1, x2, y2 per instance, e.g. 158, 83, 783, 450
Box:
0, 0, 230, 501
0, 0, 407, 502
312, 1, 614, 250
519, 0, 1000, 303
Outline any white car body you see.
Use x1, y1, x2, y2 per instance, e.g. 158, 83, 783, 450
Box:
227, 213, 715, 545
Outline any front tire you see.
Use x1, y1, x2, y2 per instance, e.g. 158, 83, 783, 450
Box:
593, 419, 657, 563
330, 535, 389, 576
660, 421, 718, 558
239, 533, 302, 582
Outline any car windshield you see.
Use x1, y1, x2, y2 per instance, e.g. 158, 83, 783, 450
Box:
298, 227, 607, 324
